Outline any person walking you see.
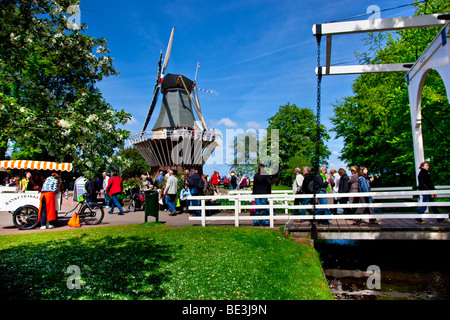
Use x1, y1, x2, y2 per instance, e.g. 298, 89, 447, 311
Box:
85, 177, 100, 203
102, 172, 111, 208
187, 169, 203, 216
348, 166, 360, 214
106, 172, 124, 215
300, 166, 315, 217
312, 166, 332, 224
292, 167, 304, 218
211, 171, 220, 195
202, 174, 216, 216
337, 168, 350, 215
38, 173, 61, 229
252, 164, 272, 226
329, 169, 339, 214
415, 161, 448, 224
355, 166, 377, 225
155, 171, 164, 187
202, 174, 215, 196
164, 170, 178, 216
230, 171, 237, 191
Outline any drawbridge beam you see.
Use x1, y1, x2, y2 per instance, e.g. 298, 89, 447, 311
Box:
313, 14, 445, 76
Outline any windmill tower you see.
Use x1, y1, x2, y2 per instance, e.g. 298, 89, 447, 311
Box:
129, 27, 220, 176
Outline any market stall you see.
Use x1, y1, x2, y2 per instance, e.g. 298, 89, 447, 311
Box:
0, 160, 72, 229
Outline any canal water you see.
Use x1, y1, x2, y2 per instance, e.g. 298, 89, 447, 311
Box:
314, 240, 450, 300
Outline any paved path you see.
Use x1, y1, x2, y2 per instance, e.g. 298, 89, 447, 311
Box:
0, 196, 195, 236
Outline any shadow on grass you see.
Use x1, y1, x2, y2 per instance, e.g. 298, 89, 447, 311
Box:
0, 234, 179, 300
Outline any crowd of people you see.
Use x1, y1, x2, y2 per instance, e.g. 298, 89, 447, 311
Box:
290, 165, 377, 225
163, 125, 217, 142
289, 162, 448, 226
1, 171, 47, 192
154, 168, 220, 216
98, 168, 222, 217
2, 161, 446, 229
223, 162, 448, 227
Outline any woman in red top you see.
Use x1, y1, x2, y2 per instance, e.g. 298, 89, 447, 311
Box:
106, 172, 124, 215
211, 171, 220, 195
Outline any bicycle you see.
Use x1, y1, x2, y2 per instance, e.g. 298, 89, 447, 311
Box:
13, 193, 104, 230
65, 193, 105, 225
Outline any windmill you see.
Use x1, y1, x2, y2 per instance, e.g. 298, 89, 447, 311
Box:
129, 26, 221, 176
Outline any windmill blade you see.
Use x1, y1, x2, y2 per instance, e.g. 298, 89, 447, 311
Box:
156, 50, 162, 82
141, 26, 175, 133
141, 52, 163, 132
141, 83, 161, 132
161, 26, 174, 75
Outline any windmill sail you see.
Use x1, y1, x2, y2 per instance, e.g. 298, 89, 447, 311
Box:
141, 52, 162, 133
141, 26, 175, 133
161, 26, 174, 76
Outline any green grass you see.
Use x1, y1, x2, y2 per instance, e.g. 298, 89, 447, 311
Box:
271, 185, 291, 190
0, 224, 332, 300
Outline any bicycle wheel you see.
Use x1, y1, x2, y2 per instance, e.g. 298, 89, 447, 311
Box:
129, 199, 136, 212
13, 205, 39, 230
80, 203, 104, 225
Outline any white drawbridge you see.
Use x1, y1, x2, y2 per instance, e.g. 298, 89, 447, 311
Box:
312, 13, 450, 184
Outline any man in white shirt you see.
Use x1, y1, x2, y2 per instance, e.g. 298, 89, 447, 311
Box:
329, 169, 340, 214
164, 170, 178, 215
293, 167, 304, 217
102, 172, 110, 207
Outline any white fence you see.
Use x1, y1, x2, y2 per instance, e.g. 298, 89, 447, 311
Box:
187, 189, 450, 228
229, 186, 450, 199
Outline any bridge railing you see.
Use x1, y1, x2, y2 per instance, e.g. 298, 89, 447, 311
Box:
187, 189, 450, 228
228, 186, 450, 198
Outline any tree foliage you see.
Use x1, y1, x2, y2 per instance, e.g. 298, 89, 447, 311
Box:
0, 0, 131, 177
330, 0, 450, 186
228, 103, 330, 186
267, 103, 330, 185
117, 147, 152, 179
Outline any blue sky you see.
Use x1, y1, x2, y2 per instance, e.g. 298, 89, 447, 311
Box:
79, 0, 416, 177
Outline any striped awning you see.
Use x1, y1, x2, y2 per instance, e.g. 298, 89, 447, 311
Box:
0, 160, 72, 172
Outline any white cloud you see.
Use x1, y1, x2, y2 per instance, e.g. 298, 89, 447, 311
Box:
125, 116, 139, 126
245, 121, 262, 129
332, 150, 340, 156
212, 117, 238, 128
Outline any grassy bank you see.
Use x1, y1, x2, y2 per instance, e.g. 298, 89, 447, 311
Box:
0, 224, 332, 300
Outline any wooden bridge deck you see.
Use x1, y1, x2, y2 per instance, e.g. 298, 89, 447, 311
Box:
285, 216, 450, 240
188, 189, 450, 240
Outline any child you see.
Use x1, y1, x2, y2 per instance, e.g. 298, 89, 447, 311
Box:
179, 183, 191, 213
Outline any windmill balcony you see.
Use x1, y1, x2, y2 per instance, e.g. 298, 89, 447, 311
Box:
129, 128, 220, 145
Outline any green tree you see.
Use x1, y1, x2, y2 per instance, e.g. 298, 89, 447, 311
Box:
227, 129, 279, 178
330, 0, 450, 186
228, 129, 259, 178
0, 0, 131, 176
267, 103, 330, 185
115, 147, 152, 179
